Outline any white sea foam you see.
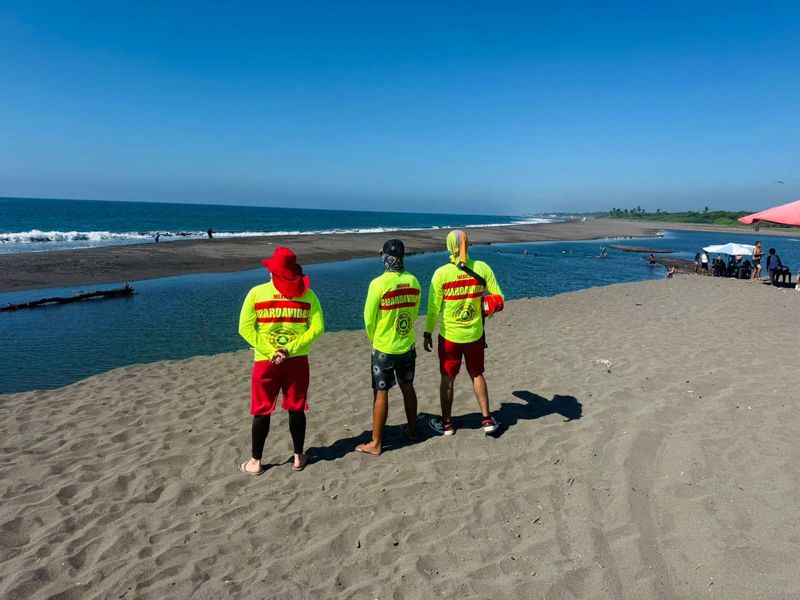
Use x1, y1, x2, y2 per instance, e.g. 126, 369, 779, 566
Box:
0, 218, 557, 252
0, 230, 153, 244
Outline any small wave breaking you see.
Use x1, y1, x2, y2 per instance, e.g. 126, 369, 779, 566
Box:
0, 218, 556, 252
0, 230, 154, 244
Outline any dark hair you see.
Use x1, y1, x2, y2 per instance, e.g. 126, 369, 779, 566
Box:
382, 239, 405, 258
769, 248, 776, 255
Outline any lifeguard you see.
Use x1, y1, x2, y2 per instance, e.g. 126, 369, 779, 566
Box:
238, 247, 324, 475
424, 230, 504, 436
357, 239, 422, 456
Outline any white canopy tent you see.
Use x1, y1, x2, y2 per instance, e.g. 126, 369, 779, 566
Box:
702, 243, 756, 256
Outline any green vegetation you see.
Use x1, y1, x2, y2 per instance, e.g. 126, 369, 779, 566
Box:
607, 206, 750, 227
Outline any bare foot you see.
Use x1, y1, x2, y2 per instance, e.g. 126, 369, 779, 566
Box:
355, 441, 382, 456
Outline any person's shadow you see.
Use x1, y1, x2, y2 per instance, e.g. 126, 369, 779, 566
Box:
305, 391, 582, 462
440, 391, 583, 438
305, 419, 437, 463
509, 391, 582, 422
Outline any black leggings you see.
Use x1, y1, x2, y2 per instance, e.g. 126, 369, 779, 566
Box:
251, 411, 306, 459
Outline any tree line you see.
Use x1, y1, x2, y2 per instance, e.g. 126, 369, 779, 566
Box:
607, 207, 751, 226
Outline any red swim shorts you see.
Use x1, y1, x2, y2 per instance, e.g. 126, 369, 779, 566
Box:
438, 335, 485, 378
250, 356, 310, 416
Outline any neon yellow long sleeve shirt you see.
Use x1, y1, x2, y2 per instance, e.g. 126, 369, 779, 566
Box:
364, 270, 421, 354
238, 281, 325, 362
424, 259, 503, 344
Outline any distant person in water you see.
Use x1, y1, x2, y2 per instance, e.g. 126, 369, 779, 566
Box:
237, 247, 325, 475
357, 239, 422, 456
648, 253, 656, 266
207, 228, 214, 239
154, 232, 160, 243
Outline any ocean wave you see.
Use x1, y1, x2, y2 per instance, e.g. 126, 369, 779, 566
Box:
0, 218, 557, 246
0, 219, 561, 255
0, 230, 154, 244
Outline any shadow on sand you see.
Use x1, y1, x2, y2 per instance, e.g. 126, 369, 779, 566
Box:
440, 391, 583, 438
306, 391, 582, 463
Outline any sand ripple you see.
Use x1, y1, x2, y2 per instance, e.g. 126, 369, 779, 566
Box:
1, 277, 799, 598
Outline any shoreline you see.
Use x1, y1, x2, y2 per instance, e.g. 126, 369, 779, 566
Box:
2, 217, 796, 293
0, 219, 656, 293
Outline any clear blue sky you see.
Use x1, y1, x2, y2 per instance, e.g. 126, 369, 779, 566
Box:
1, 1, 798, 214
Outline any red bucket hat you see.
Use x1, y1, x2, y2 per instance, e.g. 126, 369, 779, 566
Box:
262, 247, 310, 298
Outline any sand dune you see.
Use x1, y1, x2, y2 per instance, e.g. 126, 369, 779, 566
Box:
1, 276, 799, 599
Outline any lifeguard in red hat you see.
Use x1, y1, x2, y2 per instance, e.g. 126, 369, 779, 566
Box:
238, 247, 324, 475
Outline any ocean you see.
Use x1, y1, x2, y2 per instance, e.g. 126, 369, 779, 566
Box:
0, 197, 551, 253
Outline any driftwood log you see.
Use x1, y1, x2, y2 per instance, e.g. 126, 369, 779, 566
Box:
2, 284, 134, 312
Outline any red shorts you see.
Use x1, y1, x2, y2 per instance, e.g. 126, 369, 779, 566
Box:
438, 335, 485, 378
251, 356, 310, 416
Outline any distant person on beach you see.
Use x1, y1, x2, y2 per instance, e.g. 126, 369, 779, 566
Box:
667, 266, 677, 278
701, 251, 709, 275
694, 252, 700, 274
207, 228, 214, 239
766, 247, 791, 285
356, 239, 422, 456
751, 241, 764, 281
726, 255, 737, 277
712, 255, 725, 277
238, 247, 325, 475
424, 230, 504, 436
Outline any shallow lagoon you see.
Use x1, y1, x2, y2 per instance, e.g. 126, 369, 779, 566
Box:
2, 229, 798, 393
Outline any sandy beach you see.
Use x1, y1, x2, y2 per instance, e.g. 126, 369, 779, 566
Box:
1, 274, 798, 599
0, 219, 661, 293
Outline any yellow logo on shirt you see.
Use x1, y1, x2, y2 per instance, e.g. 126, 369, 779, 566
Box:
395, 311, 412, 336
457, 303, 477, 323
269, 329, 297, 347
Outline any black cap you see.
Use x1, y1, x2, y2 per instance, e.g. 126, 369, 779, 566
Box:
382, 239, 405, 258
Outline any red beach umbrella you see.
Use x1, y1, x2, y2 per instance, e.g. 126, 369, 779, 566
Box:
739, 199, 800, 226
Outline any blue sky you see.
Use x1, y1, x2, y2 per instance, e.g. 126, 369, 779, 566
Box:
1, 1, 798, 214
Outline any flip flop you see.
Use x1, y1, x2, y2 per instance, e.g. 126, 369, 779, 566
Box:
239, 461, 265, 476
355, 443, 382, 456
291, 454, 309, 471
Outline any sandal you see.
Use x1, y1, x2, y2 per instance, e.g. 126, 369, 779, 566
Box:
239, 461, 265, 476
291, 454, 309, 472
